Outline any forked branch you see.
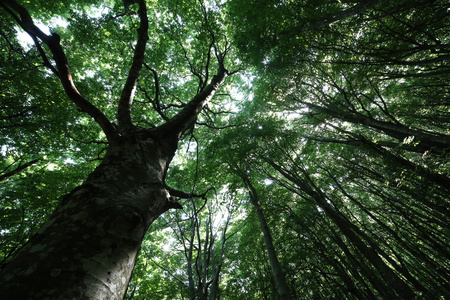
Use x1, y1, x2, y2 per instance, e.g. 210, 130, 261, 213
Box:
157, 54, 228, 138
0, 158, 40, 182
0, 0, 118, 142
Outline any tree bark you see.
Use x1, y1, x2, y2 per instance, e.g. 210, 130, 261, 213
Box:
0, 131, 182, 299
0, 93, 226, 299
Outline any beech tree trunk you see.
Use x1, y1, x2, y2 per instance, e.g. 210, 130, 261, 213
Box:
0, 133, 181, 299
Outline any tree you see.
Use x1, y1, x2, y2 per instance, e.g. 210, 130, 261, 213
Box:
142, 195, 235, 300
1, 0, 449, 298
0, 0, 238, 298
223, 1, 448, 297
234, 166, 292, 300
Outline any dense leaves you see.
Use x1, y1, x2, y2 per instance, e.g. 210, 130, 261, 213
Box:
1, 0, 449, 299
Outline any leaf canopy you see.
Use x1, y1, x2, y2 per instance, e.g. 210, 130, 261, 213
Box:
1, 0, 449, 298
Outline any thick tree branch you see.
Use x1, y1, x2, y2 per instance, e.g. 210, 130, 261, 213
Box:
117, 0, 149, 135
1, 0, 118, 142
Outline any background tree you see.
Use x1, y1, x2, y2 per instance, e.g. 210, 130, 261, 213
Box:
233, 165, 292, 300
222, 0, 449, 298
130, 194, 236, 300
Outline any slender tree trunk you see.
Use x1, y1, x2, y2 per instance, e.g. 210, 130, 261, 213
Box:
303, 100, 450, 154
187, 233, 197, 300
332, 173, 448, 293
237, 170, 293, 300
329, 229, 393, 298
209, 211, 230, 300
308, 220, 375, 300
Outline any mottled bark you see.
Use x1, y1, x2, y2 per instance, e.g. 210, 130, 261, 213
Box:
0, 99, 226, 299
0, 132, 180, 299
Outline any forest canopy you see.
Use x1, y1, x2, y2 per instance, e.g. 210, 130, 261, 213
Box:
0, 0, 449, 299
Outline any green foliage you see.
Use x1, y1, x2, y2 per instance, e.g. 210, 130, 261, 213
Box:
1, 0, 449, 298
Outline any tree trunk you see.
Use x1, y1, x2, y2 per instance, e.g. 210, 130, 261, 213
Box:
0, 133, 181, 299
237, 170, 293, 300
294, 213, 376, 300
208, 213, 229, 300
303, 100, 450, 155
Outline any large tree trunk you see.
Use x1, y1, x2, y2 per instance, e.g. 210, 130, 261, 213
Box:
0, 132, 180, 299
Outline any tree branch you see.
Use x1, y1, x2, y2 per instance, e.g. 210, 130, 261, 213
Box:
0, 0, 118, 142
117, 0, 149, 135
0, 158, 40, 182
149, 257, 188, 287
157, 55, 227, 137
141, 63, 169, 121
280, 0, 387, 34
166, 186, 213, 200
179, 40, 205, 91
